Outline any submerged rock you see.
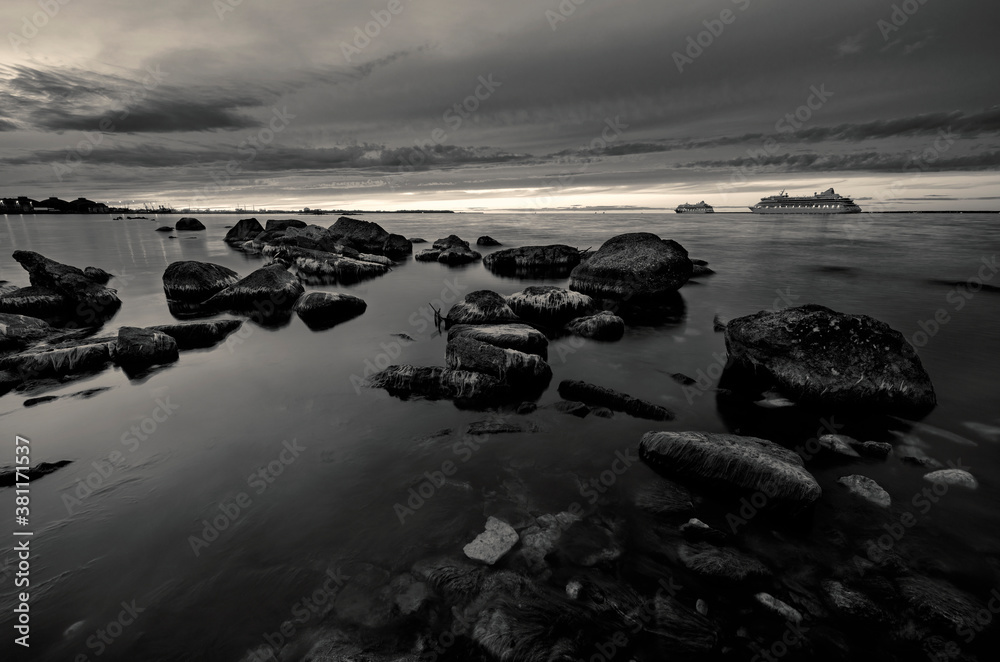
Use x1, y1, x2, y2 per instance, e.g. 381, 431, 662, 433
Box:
568, 233, 692, 300
898, 575, 983, 632
558, 380, 673, 420
923, 468, 978, 489
175, 217, 206, 231
651, 592, 719, 654
11, 251, 122, 323
204, 264, 304, 320
446, 291, 519, 327
755, 592, 803, 622
467, 419, 539, 435
293, 292, 366, 329
677, 542, 771, 582
366, 365, 509, 404
264, 218, 306, 232
822, 580, 889, 623
113, 326, 179, 373
553, 400, 590, 418
724, 304, 936, 414
818, 434, 862, 458
0, 286, 71, 320
162, 261, 240, 303
149, 320, 243, 350
505, 286, 594, 326
837, 474, 891, 508
0, 339, 113, 382
854, 440, 892, 459
639, 431, 822, 511
483, 244, 583, 277
155, 226, 173, 232
223, 217, 264, 244
447, 323, 548, 359
0, 460, 73, 487
464, 516, 519, 565
0, 313, 53, 351
477, 235, 502, 246
446, 336, 552, 388
564, 311, 625, 341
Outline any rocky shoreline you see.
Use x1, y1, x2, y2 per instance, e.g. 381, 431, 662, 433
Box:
1, 215, 995, 662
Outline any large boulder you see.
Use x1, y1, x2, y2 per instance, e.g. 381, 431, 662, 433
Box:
224, 217, 264, 244
569, 233, 692, 300
293, 291, 367, 329
175, 217, 206, 231
0, 313, 53, 352
328, 216, 390, 255
264, 219, 306, 232
382, 233, 413, 260
113, 326, 179, 373
11, 251, 122, 323
505, 286, 595, 326
483, 245, 582, 277
447, 324, 549, 359
0, 286, 72, 319
639, 431, 822, 512
149, 320, 243, 350
266, 245, 390, 285
446, 291, 519, 327
204, 264, 304, 320
477, 236, 502, 247
162, 261, 240, 303
366, 365, 509, 405
446, 336, 552, 388
437, 245, 482, 265
565, 311, 625, 341
433, 235, 470, 250
558, 380, 673, 420
724, 304, 936, 413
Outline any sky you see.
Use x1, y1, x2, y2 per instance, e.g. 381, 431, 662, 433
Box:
0, 0, 998, 211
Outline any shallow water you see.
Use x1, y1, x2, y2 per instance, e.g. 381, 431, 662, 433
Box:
1, 211, 998, 660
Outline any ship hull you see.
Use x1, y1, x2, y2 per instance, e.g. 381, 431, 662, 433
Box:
675, 209, 714, 213
750, 205, 861, 214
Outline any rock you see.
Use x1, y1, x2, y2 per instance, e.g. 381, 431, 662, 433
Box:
464, 516, 519, 565
83, 266, 112, 284
0, 286, 72, 319
149, 320, 243, 350
822, 580, 889, 623
293, 292, 367, 329
271, 245, 390, 285
223, 217, 264, 244
432, 235, 470, 250
679, 518, 727, 543
24, 395, 57, 407
11, 251, 122, 323
113, 326, 179, 373
691, 264, 715, 278
264, 218, 306, 232
556, 516, 624, 566
516, 402, 537, 415
392, 574, 430, 615
467, 420, 539, 435
898, 576, 983, 632
155, 226, 173, 232
204, 264, 304, 320
414, 249, 440, 262
569, 233, 692, 300
650, 593, 719, 654
162, 261, 240, 303
677, 542, 771, 582
327, 216, 391, 255
477, 235, 502, 246
0, 340, 113, 382
448, 324, 548, 359
671, 373, 697, 386
437, 246, 482, 265
564, 311, 625, 341
557, 380, 673, 420
409, 237, 427, 244
837, 474, 891, 508
445, 336, 552, 388
724, 304, 936, 414
639, 431, 822, 512
472, 603, 579, 662
0, 313, 52, 351
633, 478, 694, 515
900, 452, 944, 469
175, 217, 206, 231
365, 365, 509, 405
382, 233, 412, 260
553, 400, 590, 417
519, 512, 580, 571
818, 434, 862, 458
923, 469, 978, 489
755, 592, 803, 622
506, 286, 594, 326
854, 441, 892, 459
713, 314, 727, 332
412, 557, 487, 602
483, 245, 583, 277
332, 563, 395, 629
446, 291, 519, 327
590, 406, 613, 418
0, 460, 72, 487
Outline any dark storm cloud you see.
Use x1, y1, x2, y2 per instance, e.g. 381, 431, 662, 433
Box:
683, 150, 1000, 173
32, 98, 262, 133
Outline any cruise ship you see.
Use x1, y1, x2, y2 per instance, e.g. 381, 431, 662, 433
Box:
750, 188, 862, 214
675, 201, 714, 213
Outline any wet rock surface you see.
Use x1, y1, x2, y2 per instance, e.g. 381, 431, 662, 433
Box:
447, 323, 549, 359
293, 291, 367, 329
446, 290, 519, 326
162, 261, 241, 303
558, 380, 673, 420
483, 244, 583, 277
569, 233, 692, 300
565, 310, 625, 341
505, 285, 595, 326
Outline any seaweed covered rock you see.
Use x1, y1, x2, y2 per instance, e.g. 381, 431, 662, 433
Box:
149, 320, 243, 350
677, 542, 771, 582
505, 286, 594, 326
11, 251, 122, 323
558, 380, 673, 420
639, 431, 821, 512
162, 261, 240, 303
898, 575, 983, 633
204, 264, 304, 320
113, 326, 178, 373
270, 245, 390, 285
569, 233, 692, 300
724, 304, 936, 414
447, 324, 548, 359
223, 217, 264, 244
446, 336, 552, 388
564, 311, 625, 341
366, 365, 509, 405
446, 291, 519, 327
293, 291, 367, 329
175, 217, 206, 231
0, 339, 114, 382
0, 286, 71, 319
0, 313, 53, 352
483, 244, 583, 277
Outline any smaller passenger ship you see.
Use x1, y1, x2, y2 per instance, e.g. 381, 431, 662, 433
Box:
675, 201, 714, 213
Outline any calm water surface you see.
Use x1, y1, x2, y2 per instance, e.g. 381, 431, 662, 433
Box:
1, 212, 998, 660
